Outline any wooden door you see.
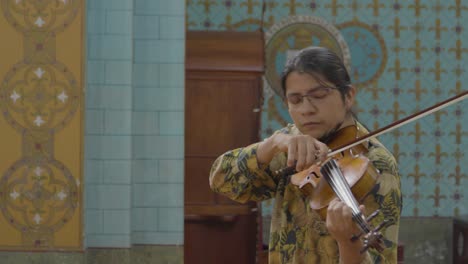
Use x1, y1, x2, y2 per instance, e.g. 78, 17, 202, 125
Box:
184, 72, 262, 264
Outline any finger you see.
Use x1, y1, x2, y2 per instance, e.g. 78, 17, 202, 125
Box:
287, 139, 297, 167
359, 204, 366, 214
305, 139, 316, 167
296, 142, 307, 171
316, 142, 329, 161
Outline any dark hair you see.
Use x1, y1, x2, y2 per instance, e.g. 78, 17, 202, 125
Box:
280, 46, 351, 99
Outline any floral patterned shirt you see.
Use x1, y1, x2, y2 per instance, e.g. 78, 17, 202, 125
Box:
209, 122, 402, 264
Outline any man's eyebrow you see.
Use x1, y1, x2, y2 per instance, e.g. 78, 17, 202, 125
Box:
286, 85, 324, 96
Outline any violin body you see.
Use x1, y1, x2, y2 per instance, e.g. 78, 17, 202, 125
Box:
290, 125, 380, 219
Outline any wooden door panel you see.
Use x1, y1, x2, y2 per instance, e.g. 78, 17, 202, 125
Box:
185, 78, 260, 157
185, 213, 258, 264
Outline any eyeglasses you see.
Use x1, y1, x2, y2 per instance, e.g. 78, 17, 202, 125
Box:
286, 87, 336, 105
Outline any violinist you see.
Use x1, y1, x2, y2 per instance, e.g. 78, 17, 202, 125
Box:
209, 46, 402, 264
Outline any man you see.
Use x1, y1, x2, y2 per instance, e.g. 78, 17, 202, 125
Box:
210, 46, 401, 263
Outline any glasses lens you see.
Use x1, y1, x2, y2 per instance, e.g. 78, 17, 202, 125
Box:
287, 95, 302, 104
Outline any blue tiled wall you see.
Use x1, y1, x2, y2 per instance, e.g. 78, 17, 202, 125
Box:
85, 0, 185, 247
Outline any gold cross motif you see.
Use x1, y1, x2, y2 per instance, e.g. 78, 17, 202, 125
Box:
408, 164, 425, 185
408, 39, 427, 60
428, 144, 448, 164
240, 0, 260, 14
326, 0, 344, 16
449, 0, 468, 17
388, 59, 407, 80
386, 101, 406, 121
429, 60, 446, 81
391, 129, 404, 139
451, 148, 464, 163
411, 23, 424, 35
392, 143, 406, 163
348, 0, 360, 13
364, 81, 385, 99
266, 1, 278, 10
449, 39, 468, 60
197, 0, 217, 13
409, 80, 427, 101
284, 0, 303, 15
388, 18, 407, 38
220, 14, 233, 30
408, 0, 427, 16
431, 0, 444, 13
408, 122, 427, 144
429, 19, 447, 39
450, 81, 463, 95
391, 44, 403, 54
449, 165, 466, 186
367, 0, 385, 16
450, 123, 468, 144
452, 65, 464, 77
433, 110, 447, 123
431, 171, 444, 182
428, 186, 447, 207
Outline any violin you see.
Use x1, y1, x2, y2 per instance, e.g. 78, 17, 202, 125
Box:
274, 91, 468, 253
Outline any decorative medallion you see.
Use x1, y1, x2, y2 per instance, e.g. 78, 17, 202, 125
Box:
264, 15, 351, 98
337, 20, 387, 86
262, 16, 351, 137
0, 0, 82, 250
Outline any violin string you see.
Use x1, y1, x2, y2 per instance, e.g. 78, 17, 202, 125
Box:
321, 160, 370, 233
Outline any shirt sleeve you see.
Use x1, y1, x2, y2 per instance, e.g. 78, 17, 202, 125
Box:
209, 142, 281, 203
361, 144, 403, 264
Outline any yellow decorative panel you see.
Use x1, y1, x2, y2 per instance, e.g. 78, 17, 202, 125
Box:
0, 0, 83, 250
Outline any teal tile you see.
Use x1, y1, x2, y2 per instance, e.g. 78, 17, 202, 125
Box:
85, 159, 103, 184
131, 232, 183, 245
133, 63, 160, 88
87, 234, 131, 248
86, 109, 105, 134
87, 136, 132, 159
105, 110, 132, 135
87, 9, 106, 35
134, 40, 184, 63
132, 183, 183, 207
132, 135, 184, 159
158, 0, 185, 16
105, 61, 132, 85
135, 0, 184, 15
132, 208, 158, 231
134, 15, 160, 39
132, 111, 159, 135
89, 85, 131, 110
99, 185, 131, 209
88, 0, 133, 10
133, 88, 184, 111
159, 111, 184, 135
160, 16, 185, 39
102, 160, 132, 184
158, 207, 183, 232
132, 159, 159, 183
106, 10, 133, 35
159, 63, 184, 87
88, 35, 132, 60
86, 209, 103, 234
86, 60, 106, 85
86, 185, 100, 209
158, 159, 183, 183
102, 210, 131, 234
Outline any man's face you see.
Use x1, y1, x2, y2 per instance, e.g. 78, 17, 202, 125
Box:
285, 71, 354, 139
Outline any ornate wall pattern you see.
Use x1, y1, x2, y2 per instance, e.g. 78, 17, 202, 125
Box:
187, 0, 467, 217
0, 0, 83, 250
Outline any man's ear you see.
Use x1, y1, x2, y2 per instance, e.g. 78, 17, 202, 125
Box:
345, 85, 356, 110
